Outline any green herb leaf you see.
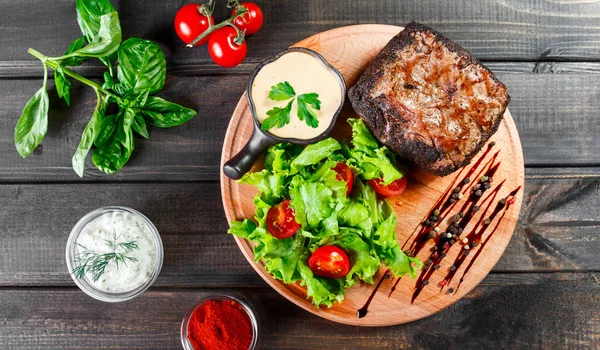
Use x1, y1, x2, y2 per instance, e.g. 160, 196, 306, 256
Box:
72, 91, 106, 177
14, 86, 49, 158
132, 114, 149, 139
93, 113, 118, 148
268, 81, 296, 101
92, 108, 135, 174
261, 100, 293, 131
115, 38, 166, 97
289, 138, 341, 174
296, 93, 321, 128
137, 96, 197, 128
75, 0, 116, 43
65, 12, 121, 59
54, 67, 72, 106
59, 37, 86, 67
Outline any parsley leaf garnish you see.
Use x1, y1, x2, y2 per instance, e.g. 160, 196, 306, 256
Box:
261, 100, 294, 131
268, 81, 296, 101
296, 93, 321, 128
262, 82, 322, 131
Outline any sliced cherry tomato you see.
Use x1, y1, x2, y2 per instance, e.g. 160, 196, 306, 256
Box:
308, 246, 351, 279
368, 176, 408, 197
332, 163, 354, 196
266, 199, 300, 239
232, 2, 264, 35
207, 26, 247, 68
174, 4, 214, 46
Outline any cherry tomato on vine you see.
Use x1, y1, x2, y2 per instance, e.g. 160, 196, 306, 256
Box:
232, 2, 264, 35
174, 3, 214, 46
332, 163, 354, 196
368, 176, 408, 197
266, 199, 300, 239
207, 26, 247, 67
308, 246, 351, 279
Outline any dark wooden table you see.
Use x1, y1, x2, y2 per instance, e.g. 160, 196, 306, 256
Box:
1, 1, 599, 348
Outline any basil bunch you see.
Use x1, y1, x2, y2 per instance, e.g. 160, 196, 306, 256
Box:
15, 0, 197, 176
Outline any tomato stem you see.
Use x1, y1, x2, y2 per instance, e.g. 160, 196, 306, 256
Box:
27, 48, 119, 100
186, 5, 248, 47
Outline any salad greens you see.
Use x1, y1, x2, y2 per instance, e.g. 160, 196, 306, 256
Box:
229, 118, 422, 307
15, 0, 197, 176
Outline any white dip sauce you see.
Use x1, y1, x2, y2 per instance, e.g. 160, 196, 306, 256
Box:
75, 211, 157, 293
252, 51, 343, 139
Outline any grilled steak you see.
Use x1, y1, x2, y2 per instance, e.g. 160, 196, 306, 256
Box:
348, 22, 510, 176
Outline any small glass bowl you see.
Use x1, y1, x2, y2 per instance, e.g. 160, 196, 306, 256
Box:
181, 295, 258, 350
65, 206, 163, 302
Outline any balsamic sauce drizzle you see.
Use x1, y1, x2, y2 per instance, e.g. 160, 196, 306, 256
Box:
356, 144, 520, 317
357, 270, 390, 318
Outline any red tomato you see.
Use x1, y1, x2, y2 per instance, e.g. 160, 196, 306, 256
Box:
232, 2, 264, 35
174, 4, 214, 46
207, 26, 248, 67
266, 199, 300, 239
332, 163, 354, 196
308, 246, 351, 279
368, 176, 408, 197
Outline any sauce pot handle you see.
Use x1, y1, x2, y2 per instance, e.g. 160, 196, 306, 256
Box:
223, 126, 276, 180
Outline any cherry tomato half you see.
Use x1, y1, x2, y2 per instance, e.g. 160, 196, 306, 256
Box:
308, 246, 351, 279
207, 26, 248, 68
232, 2, 264, 35
266, 199, 300, 239
174, 4, 214, 46
368, 176, 408, 197
332, 163, 354, 196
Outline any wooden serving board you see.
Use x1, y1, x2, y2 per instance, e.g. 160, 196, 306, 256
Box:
220, 25, 524, 326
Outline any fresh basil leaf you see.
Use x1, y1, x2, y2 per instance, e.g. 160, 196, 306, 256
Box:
66, 12, 121, 59
296, 93, 321, 128
261, 100, 293, 131
132, 114, 149, 139
14, 87, 49, 158
268, 81, 296, 101
92, 111, 134, 174
76, 0, 116, 43
59, 37, 86, 67
102, 71, 115, 90
54, 67, 72, 106
115, 38, 166, 97
94, 113, 118, 147
137, 96, 197, 128
72, 92, 106, 177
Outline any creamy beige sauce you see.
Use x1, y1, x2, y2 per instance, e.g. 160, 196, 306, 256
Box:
251, 51, 343, 140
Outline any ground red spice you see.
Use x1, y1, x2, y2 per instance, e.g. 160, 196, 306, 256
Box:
187, 299, 253, 350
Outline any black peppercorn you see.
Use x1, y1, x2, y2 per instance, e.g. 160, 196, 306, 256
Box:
484, 182, 491, 189
440, 252, 446, 258
454, 187, 461, 193
450, 239, 456, 244
450, 265, 457, 271
489, 141, 496, 147
448, 288, 455, 294
475, 190, 483, 197
499, 198, 507, 206
452, 193, 459, 200
463, 250, 470, 256
484, 218, 491, 225
453, 214, 461, 223
428, 230, 436, 239
449, 198, 456, 204
471, 241, 478, 248
472, 205, 480, 212
458, 227, 463, 234
473, 184, 481, 191
433, 264, 440, 270
422, 280, 429, 286
463, 177, 471, 184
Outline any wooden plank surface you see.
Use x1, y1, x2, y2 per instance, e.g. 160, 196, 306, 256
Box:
2, 63, 600, 181
1, 170, 598, 287
1, 272, 598, 349
2, 0, 600, 65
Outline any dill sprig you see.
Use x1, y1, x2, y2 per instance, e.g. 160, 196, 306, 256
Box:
72, 228, 139, 282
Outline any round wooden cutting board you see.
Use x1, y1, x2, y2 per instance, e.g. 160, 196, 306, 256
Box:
220, 25, 524, 326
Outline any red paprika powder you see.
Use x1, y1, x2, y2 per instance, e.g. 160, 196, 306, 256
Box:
187, 299, 253, 350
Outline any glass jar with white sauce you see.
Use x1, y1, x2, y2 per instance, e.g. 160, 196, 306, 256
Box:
65, 206, 163, 302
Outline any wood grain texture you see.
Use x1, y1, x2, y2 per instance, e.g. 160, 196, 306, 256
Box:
0, 172, 598, 287
2, 0, 600, 65
219, 25, 525, 325
1, 272, 598, 349
2, 63, 600, 181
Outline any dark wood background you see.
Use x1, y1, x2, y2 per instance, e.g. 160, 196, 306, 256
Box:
1, 0, 599, 348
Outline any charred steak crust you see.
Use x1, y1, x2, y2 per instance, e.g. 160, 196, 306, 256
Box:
348, 22, 510, 176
